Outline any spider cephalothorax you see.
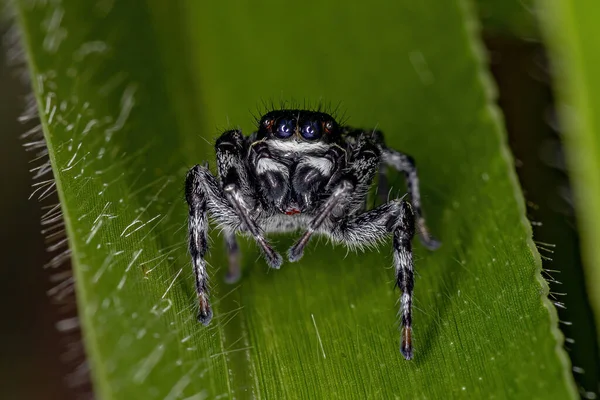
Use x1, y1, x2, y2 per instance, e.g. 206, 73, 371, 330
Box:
185, 109, 439, 359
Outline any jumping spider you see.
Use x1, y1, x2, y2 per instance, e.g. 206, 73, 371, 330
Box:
185, 109, 439, 360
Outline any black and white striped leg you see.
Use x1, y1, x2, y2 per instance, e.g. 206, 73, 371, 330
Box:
224, 231, 241, 284
393, 202, 416, 360
216, 131, 283, 269
224, 184, 283, 269
185, 166, 213, 325
328, 199, 416, 359
381, 148, 439, 250
186, 164, 280, 324
287, 179, 354, 261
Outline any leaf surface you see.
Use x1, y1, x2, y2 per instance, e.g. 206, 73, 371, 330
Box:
16, 0, 577, 398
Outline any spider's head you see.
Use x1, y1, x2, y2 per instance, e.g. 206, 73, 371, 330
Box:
258, 110, 340, 142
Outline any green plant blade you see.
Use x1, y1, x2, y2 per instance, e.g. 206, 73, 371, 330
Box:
16, 0, 577, 398
539, 0, 600, 347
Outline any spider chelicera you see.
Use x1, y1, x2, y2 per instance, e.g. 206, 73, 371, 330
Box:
185, 109, 439, 359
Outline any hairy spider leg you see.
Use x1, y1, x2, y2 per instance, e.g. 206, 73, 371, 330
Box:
185, 166, 216, 325
223, 184, 283, 269
216, 131, 283, 269
185, 164, 279, 325
345, 129, 439, 251
288, 135, 380, 261
216, 130, 245, 282
287, 179, 354, 261
327, 200, 416, 360
375, 135, 439, 250
393, 202, 416, 360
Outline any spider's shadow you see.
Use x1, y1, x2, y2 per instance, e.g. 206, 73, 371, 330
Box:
415, 243, 470, 364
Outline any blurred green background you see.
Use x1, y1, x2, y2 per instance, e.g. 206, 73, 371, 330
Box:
1, 1, 599, 399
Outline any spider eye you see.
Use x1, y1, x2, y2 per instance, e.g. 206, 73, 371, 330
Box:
275, 118, 294, 138
300, 121, 322, 140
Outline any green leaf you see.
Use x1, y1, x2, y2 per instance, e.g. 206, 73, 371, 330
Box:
15, 0, 577, 398
539, 0, 600, 348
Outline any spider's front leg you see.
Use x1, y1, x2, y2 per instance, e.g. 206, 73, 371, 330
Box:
331, 200, 417, 360
216, 130, 282, 269
288, 136, 379, 261
186, 162, 278, 324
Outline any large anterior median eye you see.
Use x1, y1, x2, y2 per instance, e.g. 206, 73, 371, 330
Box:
275, 118, 294, 138
300, 121, 322, 140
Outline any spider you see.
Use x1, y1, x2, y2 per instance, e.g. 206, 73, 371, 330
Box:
185, 109, 439, 360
